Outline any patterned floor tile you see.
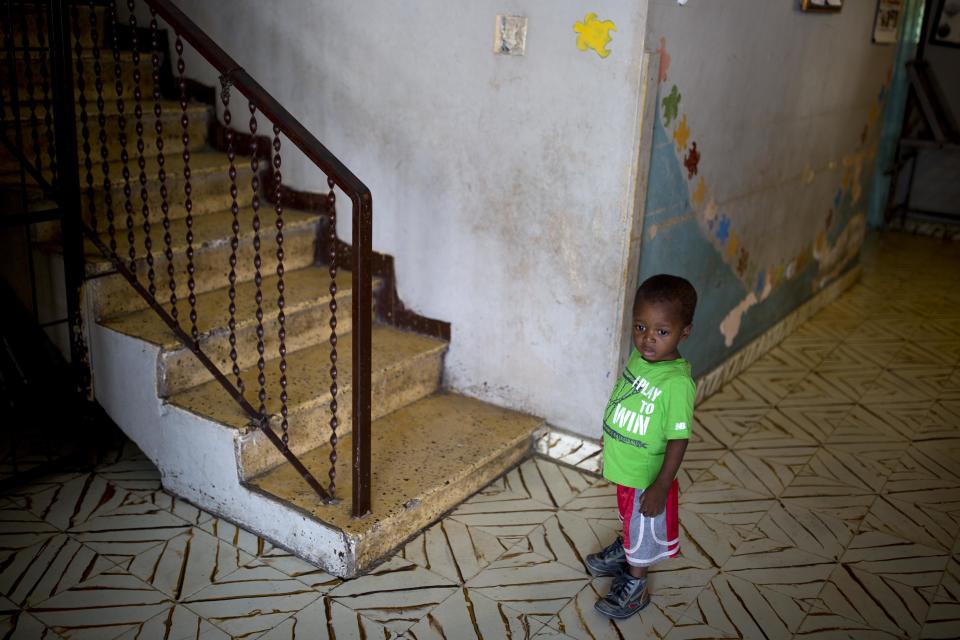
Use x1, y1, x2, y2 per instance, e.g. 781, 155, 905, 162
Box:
883, 445, 960, 494
196, 515, 340, 590
696, 379, 773, 412
0, 501, 59, 554
28, 568, 173, 640
860, 369, 939, 405
704, 448, 814, 499
14, 472, 128, 531
115, 490, 213, 528
920, 556, 960, 639
721, 533, 835, 611
67, 498, 194, 566
0, 607, 63, 639
804, 558, 938, 639
500, 457, 598, 510
531, 626, 576, 639
678, 427, 726, 489
327, 556, 458, 634
861, 493, 959, 552
693, 406, 769, 447
555, 483, 621, 543
448, 488, 557, 538
124, 525, 257, 601
752, 500, 855, 561
95, 457, 162, 494
464, 550, 589, 617
0, 533, 116, 608
682, 571, 810, 638
249, 596, 398, 639
827, 404, 911, 445
785, 447, 885, 497
769, 336, 838, 370
758, 406, 852, 445
180, 563, 321, 638
777, 372, 858, 408
677, 498, 774, 570
400, 517, 512, 584
404, 587, 547, 639
819, 341, 894, 371
736, 366, 810, 405
115, 603, 230, 640
504, 511, 618, 576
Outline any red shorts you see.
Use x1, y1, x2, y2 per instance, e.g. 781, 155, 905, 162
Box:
616, 480, 680, 567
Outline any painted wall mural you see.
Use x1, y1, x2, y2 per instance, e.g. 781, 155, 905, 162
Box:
639, 35, 892, 377
573, 13, 617, 58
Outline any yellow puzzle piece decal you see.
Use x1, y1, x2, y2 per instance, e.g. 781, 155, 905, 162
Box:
574, 13, 616, 58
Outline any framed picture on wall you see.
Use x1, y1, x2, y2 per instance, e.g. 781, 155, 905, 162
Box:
801, 0, 843, 12
931, 0, 960, 47
873, 0, 903, 44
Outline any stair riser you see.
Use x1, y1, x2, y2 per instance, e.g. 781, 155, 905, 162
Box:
238, 350, 445, 480
158, 292, 353, 397
87, 221, 319, 318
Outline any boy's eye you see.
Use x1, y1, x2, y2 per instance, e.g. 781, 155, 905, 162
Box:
634, 324, 645, 333
657, 329, 669, 337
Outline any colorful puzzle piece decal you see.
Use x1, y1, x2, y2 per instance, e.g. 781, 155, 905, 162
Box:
737, 247, 749, 278
726, 231, 740, 260
573, 13, 617, 58
656, 36, 670, 83
673, 114, 690, 152
716, 215, 730, 244
662, 85, 680, 127
684, 142, 700, 179
692, 176, 706, 206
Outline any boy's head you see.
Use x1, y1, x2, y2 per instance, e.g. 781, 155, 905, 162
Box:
632, 274, 697, 362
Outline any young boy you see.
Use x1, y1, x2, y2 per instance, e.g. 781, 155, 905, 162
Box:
587, 274, 697, 619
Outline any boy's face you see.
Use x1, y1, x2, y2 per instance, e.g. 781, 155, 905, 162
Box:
632, 298, 692, 363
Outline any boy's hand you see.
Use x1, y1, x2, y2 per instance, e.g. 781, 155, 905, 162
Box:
639, 482, 669, 517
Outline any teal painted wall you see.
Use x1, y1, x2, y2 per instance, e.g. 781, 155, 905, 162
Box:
639, 1, 902, 377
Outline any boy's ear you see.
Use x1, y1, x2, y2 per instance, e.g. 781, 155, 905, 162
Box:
680, 324, 692, 340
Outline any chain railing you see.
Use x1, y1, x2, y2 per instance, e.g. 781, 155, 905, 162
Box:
0, 0, 373, 516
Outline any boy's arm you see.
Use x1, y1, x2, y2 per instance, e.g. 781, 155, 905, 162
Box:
638, 439, 688, 517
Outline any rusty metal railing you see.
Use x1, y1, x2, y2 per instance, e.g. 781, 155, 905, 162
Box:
0, 0, 373, 516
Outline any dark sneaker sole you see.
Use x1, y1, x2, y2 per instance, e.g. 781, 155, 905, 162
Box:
593, 596, 651, 620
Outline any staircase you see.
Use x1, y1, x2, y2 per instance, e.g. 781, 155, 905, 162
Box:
1, 1, 543, 578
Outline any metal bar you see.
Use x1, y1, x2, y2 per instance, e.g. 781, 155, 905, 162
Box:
127, 1, 156, 298
82, 224, 333, 502
221, 78, 242, 388
150, 8, 175, 322
72, 2, 96, 231
327, 179, 338, 496
351, 196, 372, 518
48, 0, 89, 392
143, 0, 370, 201
249, 101, 266, 417
272, 124, 289, 450
0, 133, 55, 192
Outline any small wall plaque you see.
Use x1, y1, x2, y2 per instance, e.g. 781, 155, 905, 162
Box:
494, 15, 528, 56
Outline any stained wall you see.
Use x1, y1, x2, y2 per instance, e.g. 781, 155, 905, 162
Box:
639, 0, 902, 377
170, 1, 653, 436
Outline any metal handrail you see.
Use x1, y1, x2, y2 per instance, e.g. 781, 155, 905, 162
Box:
143, 0, 374, 517
5, 0, 374, 516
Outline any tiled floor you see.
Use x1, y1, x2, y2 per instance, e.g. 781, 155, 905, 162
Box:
1, 231, 959, 639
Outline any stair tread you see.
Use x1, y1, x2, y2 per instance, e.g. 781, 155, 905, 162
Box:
3, 99, 209, 122
101, 264, 352, 348
83, 204, 320, 274
248, 392, 543, 537
168, 325, 448, 429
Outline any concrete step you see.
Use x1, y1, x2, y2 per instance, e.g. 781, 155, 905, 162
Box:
84, 205, 321, 318
101, 264, 358, 397
248, 392, 543, 576
4, 5, 104, 50
168, 325, 448, 479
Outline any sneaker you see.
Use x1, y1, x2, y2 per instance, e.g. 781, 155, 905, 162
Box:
594, 569, 650, 620
585, 537, 626, 577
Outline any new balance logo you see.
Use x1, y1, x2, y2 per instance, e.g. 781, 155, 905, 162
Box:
674, 422, 687, 431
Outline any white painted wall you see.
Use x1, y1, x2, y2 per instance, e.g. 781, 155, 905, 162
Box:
169, 1, 652, 436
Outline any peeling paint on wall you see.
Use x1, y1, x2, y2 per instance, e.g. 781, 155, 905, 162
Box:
573, 13, 616, 58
